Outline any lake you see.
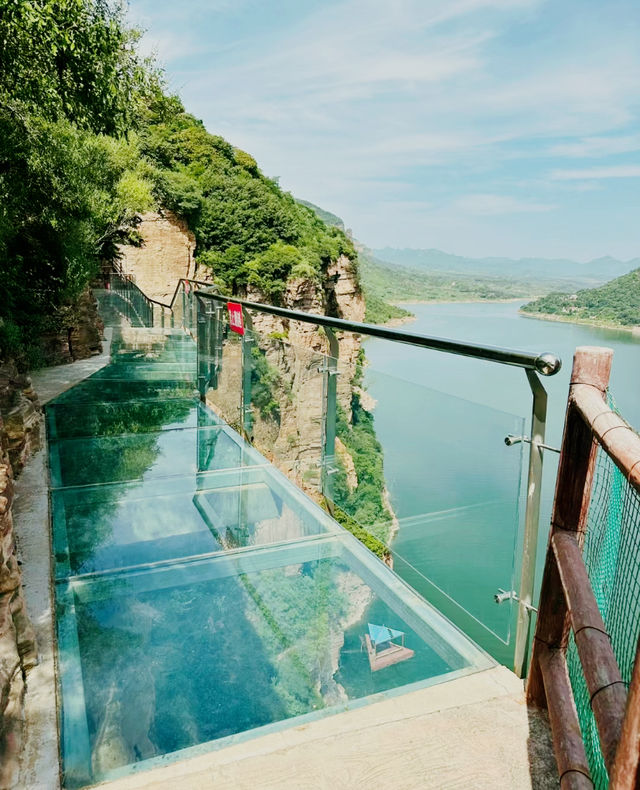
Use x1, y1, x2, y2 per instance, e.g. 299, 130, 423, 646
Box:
363, 302, 640, 663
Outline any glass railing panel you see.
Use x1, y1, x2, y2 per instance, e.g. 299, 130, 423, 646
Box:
241, 325, 327, 493
323, 360, 526, 657
199, 316, 245, 436
105, 272, 154, 327
56, 536, 488, 787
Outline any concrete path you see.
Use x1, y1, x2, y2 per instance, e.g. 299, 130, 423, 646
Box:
97, 666, 558, 790
30, 327, 113, 405
12, 328, 115, 789
13, 438, 60, 790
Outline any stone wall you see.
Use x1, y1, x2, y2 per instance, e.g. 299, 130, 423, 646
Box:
0, 367, 39, 788
118, 210, 199, 302
39, 288, 104, 366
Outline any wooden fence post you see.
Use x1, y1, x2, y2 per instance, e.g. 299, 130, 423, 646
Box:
527, 347, 612, 705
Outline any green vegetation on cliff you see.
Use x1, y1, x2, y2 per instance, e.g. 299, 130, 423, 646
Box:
0, 0, 158, 363
331, 395, 394, 543
0, 1, 357, 362
522, 268, 640, 328
363, 292, 412, 325
144, 104, 356, 299
295, 200, 345, 231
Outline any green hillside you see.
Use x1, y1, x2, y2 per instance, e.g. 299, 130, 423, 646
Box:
295, 199, 345, 231
0, 1, 356, 363
522, 268, 640, 328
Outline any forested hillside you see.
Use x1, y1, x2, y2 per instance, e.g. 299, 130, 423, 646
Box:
0, 0, 356, 365
522, 268, 640, 328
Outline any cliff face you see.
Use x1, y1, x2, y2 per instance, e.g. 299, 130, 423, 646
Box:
0, 367, 39, 787
117, 211, 199, 302
232, 255, 365, 495
39, 288, 104, 366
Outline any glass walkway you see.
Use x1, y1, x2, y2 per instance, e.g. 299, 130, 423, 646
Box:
49, 289, 492, 787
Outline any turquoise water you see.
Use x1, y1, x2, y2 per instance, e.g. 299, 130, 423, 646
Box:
51, 303, 491, 788
363, 302, 640, 661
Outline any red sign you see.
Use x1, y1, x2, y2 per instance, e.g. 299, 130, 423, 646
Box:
227, 302, 245, 335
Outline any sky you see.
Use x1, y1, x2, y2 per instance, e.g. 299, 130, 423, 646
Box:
128, 0, 640, 261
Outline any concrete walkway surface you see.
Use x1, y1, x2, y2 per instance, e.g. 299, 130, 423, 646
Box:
13, 330, 115, 790
97, 666, 558, 790
30, 327, 113, 405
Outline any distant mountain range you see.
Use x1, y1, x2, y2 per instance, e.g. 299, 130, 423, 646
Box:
373, 248, 640, 288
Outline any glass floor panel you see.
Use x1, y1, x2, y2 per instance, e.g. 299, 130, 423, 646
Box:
52, 466, 336, 577
58, 537, 489, 788
51, 321, 493, 789
46, 399, 219, 441
52, 378, 198, 404
89, 364, 197, 381
48, 425, 265, 488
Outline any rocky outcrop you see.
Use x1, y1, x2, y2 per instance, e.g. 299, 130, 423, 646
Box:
39, 288, 103, 365
0, 365, 41, 475
0, 385, 39, 788
117, 211, 200, 302
203, 254, 368, 502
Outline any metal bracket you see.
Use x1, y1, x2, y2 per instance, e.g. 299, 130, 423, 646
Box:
504, 434, 560, 453
494, 588, 538, 613
318, 364, 339, 375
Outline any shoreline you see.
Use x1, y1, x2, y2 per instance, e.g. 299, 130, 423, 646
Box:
392, 296, 529, 306
519, 310, 640, 336
380, 296, 531, 328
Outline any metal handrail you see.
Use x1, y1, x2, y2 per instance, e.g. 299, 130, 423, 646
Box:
194, 291, 562, 376
146, 277, 216, 311
113, 273, 563, 676
195, 288, 562, 677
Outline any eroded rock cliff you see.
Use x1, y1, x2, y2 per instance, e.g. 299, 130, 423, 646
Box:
117, 210, 199, 302
0, 368, 39, 788
39, 288, 104, 366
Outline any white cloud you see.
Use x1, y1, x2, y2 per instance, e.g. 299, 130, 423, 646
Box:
551, 165, 640, 180
455, 194, 556, 214
548, 135, 640, 158
128, 0, 640, 257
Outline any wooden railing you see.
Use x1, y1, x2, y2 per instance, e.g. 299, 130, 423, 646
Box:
527, 346, 640, 789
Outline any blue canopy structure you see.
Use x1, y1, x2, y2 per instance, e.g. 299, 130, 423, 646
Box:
368, 623, 404, 647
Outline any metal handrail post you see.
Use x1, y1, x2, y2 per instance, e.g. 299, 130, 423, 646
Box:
196, 295, 206, 399
241, 309, 254, 440
321, 328, 339, 495
514, 370, 549, 678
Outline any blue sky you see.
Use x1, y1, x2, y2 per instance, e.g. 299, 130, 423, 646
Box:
128, 0, 640, 260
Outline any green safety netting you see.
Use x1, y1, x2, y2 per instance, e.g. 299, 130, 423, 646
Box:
566, 393, 640, 788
